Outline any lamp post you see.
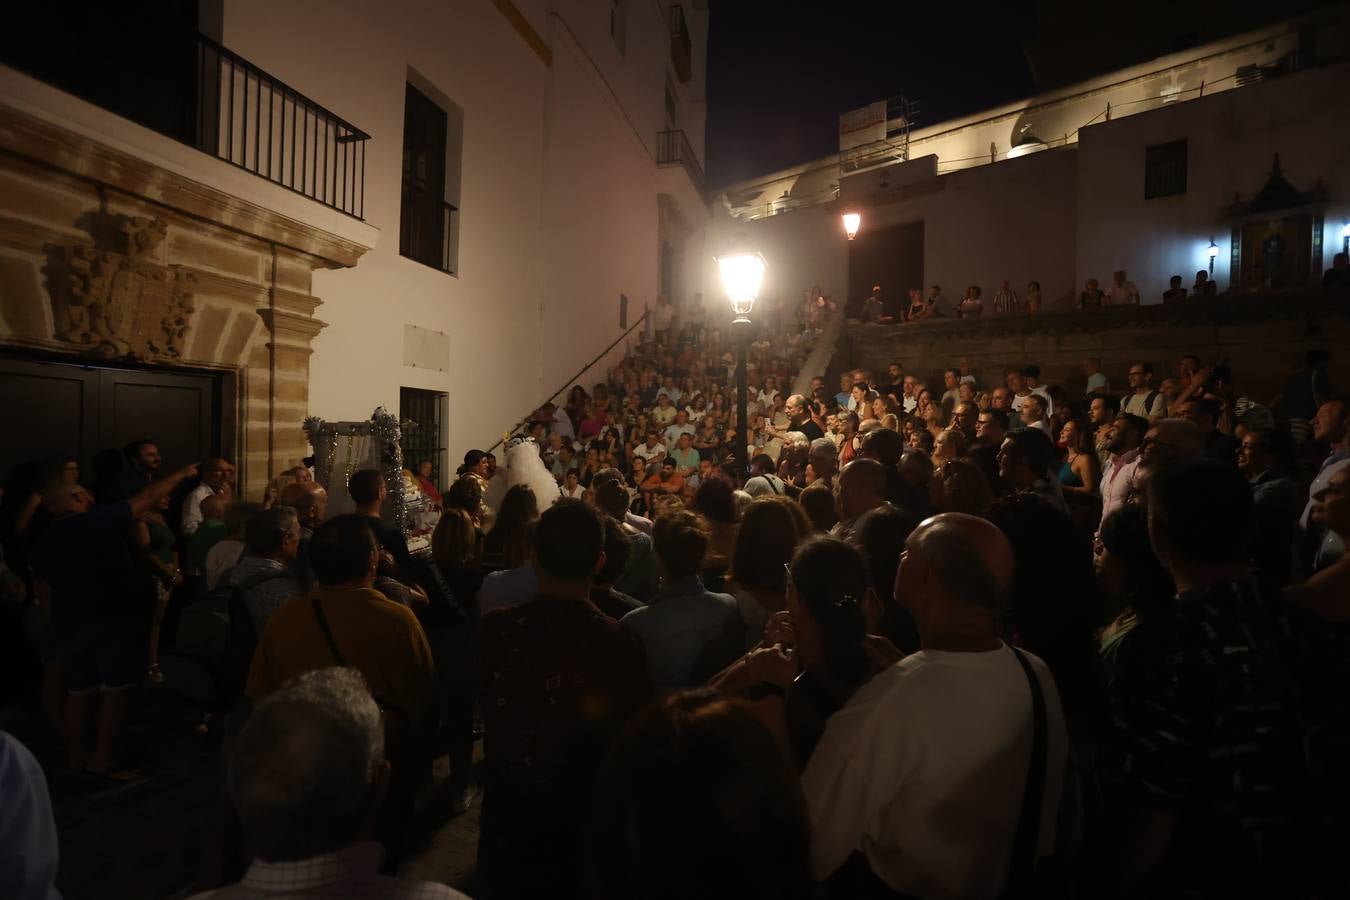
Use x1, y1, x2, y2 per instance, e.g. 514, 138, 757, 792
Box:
842, 211, 861, 241
1207, 237, 1219, 274
1342, 221, 1349, 255
717, 249, 766, 482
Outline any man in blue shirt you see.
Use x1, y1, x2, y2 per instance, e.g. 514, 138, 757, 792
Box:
33, 463, 197, 777
621, 510, 743, 689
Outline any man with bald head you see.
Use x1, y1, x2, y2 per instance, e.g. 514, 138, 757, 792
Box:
280, 481, 328, 589
831, 458, 887, 542
182, 457, 236, 535
1130, 418, 1204, 500
750, 513, 1068, 897
772, 393, 824, 441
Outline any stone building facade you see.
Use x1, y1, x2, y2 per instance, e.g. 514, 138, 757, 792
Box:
843, 291, 1350, 404
0, 88, 374, 496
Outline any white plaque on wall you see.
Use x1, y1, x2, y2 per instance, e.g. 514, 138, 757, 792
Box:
403, 324, 450, 371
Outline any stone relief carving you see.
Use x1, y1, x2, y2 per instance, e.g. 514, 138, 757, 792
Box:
47, 215, 197, 361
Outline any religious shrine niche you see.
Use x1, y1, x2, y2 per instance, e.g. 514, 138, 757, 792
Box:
44, 215, 197, 361
303, 408, 437, 552
1224, 154, 1327, 291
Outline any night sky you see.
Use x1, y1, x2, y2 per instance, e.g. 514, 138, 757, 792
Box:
705, 1, 1038, 189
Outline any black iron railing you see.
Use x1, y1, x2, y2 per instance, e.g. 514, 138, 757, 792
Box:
196, 35, 369, 219
657, 129, 703, 195
669, 5, 692, 83
400, 182, 458, 275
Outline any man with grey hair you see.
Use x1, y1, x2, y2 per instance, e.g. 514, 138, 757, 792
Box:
807, 437, 839, 489
193, 668, 467, 899
226, 505, 305, 632
747, 513, 1067, 897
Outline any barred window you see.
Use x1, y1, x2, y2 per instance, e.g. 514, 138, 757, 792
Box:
1144, 140, 1188, 199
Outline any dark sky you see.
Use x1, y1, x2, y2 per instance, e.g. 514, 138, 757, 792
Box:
705, 2, 1038, 189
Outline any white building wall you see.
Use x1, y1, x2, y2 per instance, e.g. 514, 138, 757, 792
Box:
217, 0, 706, 462
724, 10, 1350, 221
721, 59, 1350, 314
538, 24, 658, 401
1075, 59, 1350, 300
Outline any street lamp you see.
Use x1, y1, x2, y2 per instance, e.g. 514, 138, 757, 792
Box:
842, 211, 861, 241
1341, 220, 1349, 254
717, 248, 766, 480
1207, 237, 1219, 274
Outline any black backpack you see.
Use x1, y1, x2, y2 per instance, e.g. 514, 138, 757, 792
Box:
160, 570, 272, 710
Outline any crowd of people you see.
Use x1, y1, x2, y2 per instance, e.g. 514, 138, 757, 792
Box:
856, 251, 1350, 322
2, 284, 1349, 900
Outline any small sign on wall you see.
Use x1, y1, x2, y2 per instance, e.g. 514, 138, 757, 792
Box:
403, 324, 450, 372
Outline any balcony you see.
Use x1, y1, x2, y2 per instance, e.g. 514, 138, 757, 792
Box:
657, 129, 703, 196
669, 5, 692, 83
0, 27, 369, 220
197, 36, 370, 219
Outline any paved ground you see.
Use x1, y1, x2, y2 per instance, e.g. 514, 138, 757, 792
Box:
3, 688, 481, 900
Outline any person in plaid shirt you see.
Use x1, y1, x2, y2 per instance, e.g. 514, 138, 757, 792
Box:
1099, 460, 1346, 898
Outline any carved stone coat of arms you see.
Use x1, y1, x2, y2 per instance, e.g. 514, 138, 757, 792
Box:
50, 216, 197, 361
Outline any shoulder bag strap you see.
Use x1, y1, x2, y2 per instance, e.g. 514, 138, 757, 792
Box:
1004, 646, 1049, 898
311, 597, 347, 667
310, 597, 409, 725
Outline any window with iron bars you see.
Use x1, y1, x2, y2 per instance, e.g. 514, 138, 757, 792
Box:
1144, 139, 1188, 199
400, 83, 457, 273
400, 387, 447, 487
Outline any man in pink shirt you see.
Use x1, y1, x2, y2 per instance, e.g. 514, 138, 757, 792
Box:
1097, 413, 1149, 536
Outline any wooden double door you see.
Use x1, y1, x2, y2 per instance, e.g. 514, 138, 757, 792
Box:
0, 354, 224, 486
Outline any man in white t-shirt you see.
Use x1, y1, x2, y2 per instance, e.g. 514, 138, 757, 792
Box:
1120, 361, 1167, 422
746, 513, 1067, 899
1005, 368, 1053, 417
1106, 269, 1140, 305
663, 410, 695, 448
940, 368, 961, 407
631, 432, 667, 466
182, 458, 235, 534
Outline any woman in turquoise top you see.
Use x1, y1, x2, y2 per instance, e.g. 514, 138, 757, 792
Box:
1057, 419, 1100, 494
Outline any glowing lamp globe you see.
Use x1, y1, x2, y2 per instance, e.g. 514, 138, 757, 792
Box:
1207, 238, 1219, 260
717, 251, 766, 325
842, 212, 861, 241
1342, 221, 1350, 239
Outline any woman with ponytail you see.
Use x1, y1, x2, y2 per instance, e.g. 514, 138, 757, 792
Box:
711, 536, 873, 766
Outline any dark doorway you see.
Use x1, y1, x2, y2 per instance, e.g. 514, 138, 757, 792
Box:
847, 220, 924, 318
0, 355, 223, 484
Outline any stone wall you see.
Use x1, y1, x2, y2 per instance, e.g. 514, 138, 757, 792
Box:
0, 97, 370, 498
842, 290, 1350, 406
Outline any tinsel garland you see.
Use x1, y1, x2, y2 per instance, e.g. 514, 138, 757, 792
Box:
303, 406, 410, 533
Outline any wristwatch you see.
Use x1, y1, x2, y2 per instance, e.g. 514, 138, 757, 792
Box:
747, 681, 787, 702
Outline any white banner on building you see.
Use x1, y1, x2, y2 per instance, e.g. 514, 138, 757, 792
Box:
839, 101, 887, 151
